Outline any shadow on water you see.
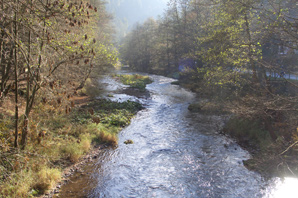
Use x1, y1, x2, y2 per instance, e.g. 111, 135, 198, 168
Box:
56, 73, 297, 198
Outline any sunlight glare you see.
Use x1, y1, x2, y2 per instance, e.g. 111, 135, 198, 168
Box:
269, 177, 298, 198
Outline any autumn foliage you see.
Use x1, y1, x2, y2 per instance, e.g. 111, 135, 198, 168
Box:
0, 0, 118, 196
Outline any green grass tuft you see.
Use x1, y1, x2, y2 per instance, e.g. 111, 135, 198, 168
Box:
114, 74, 153, 91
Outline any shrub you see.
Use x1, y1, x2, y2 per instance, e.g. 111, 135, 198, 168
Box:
61, 143, 83, 163
1, 170, 34, 198
70, 124, 89, 137
116, 74, 153, 91
223, 117, 272, 149
81, 78, 102, 98
79, 134, 92, 153
97, 131, 118, 146
33, 167, 61, 194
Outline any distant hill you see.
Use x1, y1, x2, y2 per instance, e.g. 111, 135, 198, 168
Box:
106, 0, 168, 41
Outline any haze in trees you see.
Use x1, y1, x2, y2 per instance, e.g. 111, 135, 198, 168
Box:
120, 0, 298, 175
106, 0, 168, 41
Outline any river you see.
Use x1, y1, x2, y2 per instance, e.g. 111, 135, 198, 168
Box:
56, 73, 298, 198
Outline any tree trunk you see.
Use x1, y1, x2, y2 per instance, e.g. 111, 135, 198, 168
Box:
21, 16, 31, 149
21, 0, 45, 149
244, 12, 258, 83
14, 0, 19, 148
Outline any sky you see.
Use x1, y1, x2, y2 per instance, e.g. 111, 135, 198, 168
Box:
106, 0, 169, 40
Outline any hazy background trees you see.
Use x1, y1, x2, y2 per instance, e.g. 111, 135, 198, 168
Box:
120, 0, 298, 143
106, 0, 168, 41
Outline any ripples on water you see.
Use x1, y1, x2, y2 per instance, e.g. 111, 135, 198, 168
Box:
57, 73, 298, 198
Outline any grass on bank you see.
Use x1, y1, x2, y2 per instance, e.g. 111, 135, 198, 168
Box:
180, 71, 298, 177
113, 74, 153, 91
0, 95, 142, 197
222, 117, 298, 177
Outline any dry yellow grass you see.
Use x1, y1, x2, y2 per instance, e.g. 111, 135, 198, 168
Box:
98, 131, 118, 146
80, 138, 91, 153
33, 167, 61, 194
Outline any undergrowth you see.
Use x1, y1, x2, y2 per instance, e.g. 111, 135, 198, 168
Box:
223, 117, 272, 151
181, 70, 298, 177
222, 116, 293, 177
0, 97, 142, 197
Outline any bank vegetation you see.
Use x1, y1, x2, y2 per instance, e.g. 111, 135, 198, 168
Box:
120, 0, 298, 177
0, 0, 126, 197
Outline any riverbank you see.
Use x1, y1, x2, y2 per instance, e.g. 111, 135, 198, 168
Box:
222, 117, 297, 178
177, 77, 298, 179
0, 74, 152, 198
54, 73, 271, 197
0, 96, 143, 197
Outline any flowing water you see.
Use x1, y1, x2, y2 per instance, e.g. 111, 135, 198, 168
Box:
56, 73, 298, 198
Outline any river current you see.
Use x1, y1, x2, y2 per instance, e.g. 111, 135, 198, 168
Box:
57, 73, 298, 198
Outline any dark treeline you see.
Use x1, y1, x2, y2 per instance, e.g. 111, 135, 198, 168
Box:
120, 0, 298, 175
